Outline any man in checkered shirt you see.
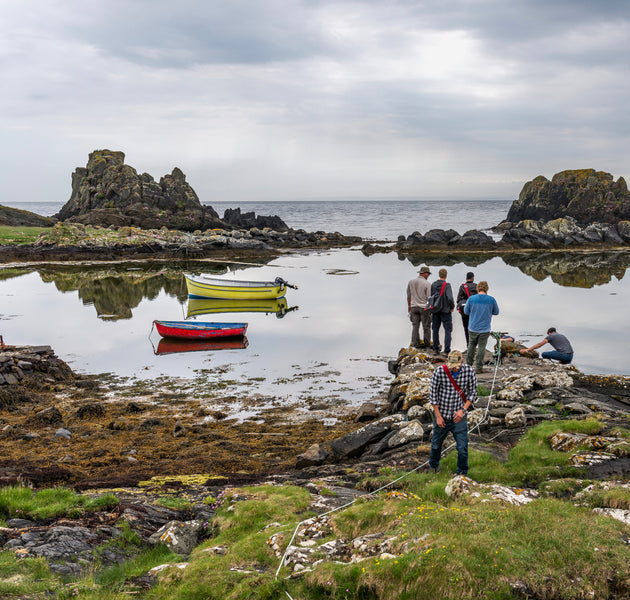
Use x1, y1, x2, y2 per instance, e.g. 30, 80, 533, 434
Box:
428, 350, 477, 475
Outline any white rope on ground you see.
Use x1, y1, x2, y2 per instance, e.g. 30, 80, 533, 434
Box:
276, 335, 504, 592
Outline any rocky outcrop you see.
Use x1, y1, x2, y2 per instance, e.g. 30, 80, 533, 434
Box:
222, 207, 288, 231
383, 218, 630, 256
54, 150, 288, 233
506, 169, 630, 225
0, 205, 55, 227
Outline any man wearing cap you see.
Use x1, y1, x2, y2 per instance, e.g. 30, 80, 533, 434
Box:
428, 350, 477, 475
406, 266, 432, 348
457, 272, 477, 345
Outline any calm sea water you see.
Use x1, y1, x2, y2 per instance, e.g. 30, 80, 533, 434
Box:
4, 199, 512, 241
1, 199, 628, 417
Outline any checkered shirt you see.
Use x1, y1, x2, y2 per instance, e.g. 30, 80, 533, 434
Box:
429, 364, 477, 421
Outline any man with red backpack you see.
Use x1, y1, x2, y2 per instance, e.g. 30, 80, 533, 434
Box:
456, 272, 477, 345
429, 268, 455, 355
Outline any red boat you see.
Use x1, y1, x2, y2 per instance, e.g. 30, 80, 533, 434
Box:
153, 320, 248, 340
155, 336, 249, 355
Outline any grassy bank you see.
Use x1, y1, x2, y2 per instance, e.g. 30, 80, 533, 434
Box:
0, 418, 629, 599
0, 225, 52, 245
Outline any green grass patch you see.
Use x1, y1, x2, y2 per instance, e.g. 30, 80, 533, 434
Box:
577, 483, 630, 510
0, 225, 52, 245
0, 551, 58, 597
154, 497, 194, 511
0, 486, 118, 520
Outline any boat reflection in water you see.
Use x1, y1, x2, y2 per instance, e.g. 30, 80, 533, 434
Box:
155, 336, 249, 355
186, 297, 298, 318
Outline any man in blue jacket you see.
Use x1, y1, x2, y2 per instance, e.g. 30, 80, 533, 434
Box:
463, 280, 499, 373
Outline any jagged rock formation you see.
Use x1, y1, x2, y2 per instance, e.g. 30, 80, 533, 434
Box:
506, 169, 630, 224
55, 150, 225, 232
54, 150, 289, 233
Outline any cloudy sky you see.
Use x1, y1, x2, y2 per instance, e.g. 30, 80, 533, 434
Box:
1, 0, 628, 204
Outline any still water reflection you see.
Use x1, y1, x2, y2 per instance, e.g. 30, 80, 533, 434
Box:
0, 249, 628, 407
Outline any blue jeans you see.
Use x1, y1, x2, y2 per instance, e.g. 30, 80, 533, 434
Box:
542, 350, 573, 364
432, 311, 453, 353
429, 413, 468, 475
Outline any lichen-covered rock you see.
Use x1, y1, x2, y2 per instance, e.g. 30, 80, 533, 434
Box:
506, 169, 630, 224
497, 388, 525, 402
505, 407, 527, 428
148, 520, 205, 555
387, 420, 424, 448
534, 371, 574, 388
550, 432, 587, 452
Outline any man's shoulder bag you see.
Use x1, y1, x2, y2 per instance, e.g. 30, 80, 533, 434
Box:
426, 282, 447, 314
457, 282, 471, 314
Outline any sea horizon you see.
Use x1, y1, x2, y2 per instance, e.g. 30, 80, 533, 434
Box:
2, 198, 512, 241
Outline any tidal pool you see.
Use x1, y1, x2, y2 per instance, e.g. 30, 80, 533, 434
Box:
1, 248, 628, 412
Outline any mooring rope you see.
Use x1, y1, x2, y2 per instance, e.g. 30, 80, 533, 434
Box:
276, 335, 504, 594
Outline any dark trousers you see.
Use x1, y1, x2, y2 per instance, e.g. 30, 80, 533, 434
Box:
460, 311, 470, 345
429, 413, 469, 475
432, 311, 452, 353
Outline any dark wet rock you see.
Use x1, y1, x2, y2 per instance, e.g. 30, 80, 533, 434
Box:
361, 242, 392, 255
423, 228, 459, 244
75, 402, 105, 419
356, 402, 380, 422
7, 518, 35, 528
449, 229, 496, 247
29, 406, 63, 425
222, 207, 288, 231
330, 415, 405, 459
507, 169, 630, 224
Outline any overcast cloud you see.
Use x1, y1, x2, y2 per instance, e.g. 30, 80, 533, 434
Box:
1, 0, 628, 204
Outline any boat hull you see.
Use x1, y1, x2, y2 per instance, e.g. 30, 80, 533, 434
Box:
154, 320, 248, 340
185, 275, 286, 300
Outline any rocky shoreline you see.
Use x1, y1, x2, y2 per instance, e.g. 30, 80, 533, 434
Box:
1, 337, 629, 579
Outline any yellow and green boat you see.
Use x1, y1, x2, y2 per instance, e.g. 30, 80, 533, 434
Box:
185, 274, 297, 300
